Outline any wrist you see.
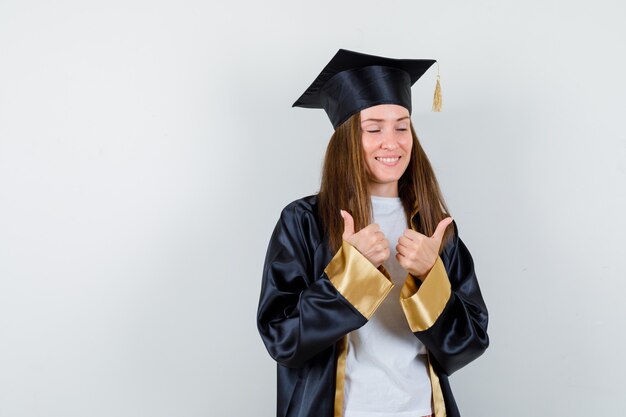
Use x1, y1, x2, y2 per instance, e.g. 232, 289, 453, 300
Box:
411, 259, 437, 282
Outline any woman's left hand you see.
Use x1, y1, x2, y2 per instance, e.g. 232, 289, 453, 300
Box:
395, 217, 453, 282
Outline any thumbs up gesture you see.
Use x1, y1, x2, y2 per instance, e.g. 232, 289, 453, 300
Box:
340, 210, 390, 268
396, 217, 453, 281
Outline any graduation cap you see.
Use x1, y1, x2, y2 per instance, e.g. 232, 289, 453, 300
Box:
293, 49, 442, 129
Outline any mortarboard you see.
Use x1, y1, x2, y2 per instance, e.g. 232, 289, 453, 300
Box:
293, 49, 442, 130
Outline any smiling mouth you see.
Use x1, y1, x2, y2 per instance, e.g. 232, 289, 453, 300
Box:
375, 156, 401, 165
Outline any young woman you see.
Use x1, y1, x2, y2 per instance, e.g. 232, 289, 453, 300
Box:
257, 49, 489, 417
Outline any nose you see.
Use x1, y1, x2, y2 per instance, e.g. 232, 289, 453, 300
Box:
381, 130, 398, 150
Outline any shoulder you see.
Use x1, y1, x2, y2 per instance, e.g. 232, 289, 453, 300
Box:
278, 194, 321, 228
280, 194, 319, 216
271, 194, 324, 262
276, 194, 323, 243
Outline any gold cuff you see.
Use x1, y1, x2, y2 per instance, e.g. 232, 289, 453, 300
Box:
400, 256, 451, 332
325, 240, 394, 319
378, 264, 392, 281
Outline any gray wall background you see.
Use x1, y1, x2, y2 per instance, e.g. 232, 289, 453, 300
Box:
1, 1, 625, 416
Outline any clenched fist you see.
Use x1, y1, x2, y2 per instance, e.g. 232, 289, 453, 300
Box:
396, 217, 453, 281
340, 209, 390, 268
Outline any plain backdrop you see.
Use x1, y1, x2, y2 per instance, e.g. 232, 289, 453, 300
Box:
1, 1, 625, 416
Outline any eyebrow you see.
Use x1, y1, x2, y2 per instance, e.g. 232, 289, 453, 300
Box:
361, 116, 410, 123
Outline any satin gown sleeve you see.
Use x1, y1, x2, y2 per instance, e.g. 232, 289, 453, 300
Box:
399, 220, 489, 376
257, 202, 393, 368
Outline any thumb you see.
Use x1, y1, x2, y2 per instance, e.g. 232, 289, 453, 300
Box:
431, 217, 453, 244
340, 210, 355, 240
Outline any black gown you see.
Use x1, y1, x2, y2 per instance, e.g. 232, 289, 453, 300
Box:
256, 194, 489, 417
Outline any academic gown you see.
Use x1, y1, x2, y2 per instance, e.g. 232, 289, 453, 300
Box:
256, 194, 489, 417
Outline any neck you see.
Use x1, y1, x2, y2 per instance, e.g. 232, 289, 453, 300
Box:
368, 182, 399, 198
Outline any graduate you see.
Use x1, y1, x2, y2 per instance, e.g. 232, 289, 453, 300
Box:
257, 49, 489, 417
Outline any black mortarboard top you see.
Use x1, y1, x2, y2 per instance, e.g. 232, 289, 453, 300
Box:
293, 49, 441, 129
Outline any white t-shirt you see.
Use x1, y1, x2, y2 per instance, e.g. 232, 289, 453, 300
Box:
343, 195, 432, 417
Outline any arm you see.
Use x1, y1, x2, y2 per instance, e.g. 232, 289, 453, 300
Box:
257, 203, 393, 368
399, 220, 489, 375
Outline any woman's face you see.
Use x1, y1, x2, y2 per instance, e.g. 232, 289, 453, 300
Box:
360, 104, 412, 197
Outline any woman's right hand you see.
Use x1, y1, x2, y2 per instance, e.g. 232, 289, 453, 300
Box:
340, 210, 390, 268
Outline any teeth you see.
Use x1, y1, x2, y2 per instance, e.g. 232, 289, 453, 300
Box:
376, 157, 399, 163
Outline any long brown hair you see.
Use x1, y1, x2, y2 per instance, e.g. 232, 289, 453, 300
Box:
318, 111, 454, 254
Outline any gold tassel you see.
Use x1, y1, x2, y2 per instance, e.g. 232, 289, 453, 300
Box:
432, 62, 442, 112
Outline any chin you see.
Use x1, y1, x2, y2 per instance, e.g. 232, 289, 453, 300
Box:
373, 176, 402, 184
373, 172, 404, 183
